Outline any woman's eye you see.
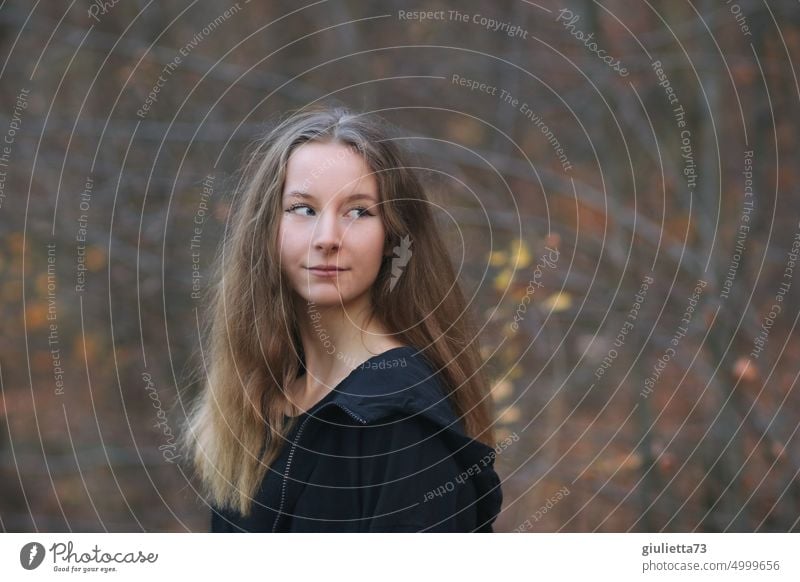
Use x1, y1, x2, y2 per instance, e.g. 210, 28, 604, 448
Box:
347, 206, 374, 218
285, 204, 314, 216
286, 204, 373, 218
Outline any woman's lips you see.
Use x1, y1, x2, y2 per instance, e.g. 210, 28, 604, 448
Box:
306, 267, 348, 277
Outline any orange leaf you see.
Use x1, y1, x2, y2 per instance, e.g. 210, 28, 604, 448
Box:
26, 304, 48, 329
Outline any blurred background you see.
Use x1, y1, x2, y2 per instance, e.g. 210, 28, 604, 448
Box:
1, 0, 799, 532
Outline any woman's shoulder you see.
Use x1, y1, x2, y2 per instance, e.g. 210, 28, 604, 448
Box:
341, 345, 442, 391
305, 346, 499, 488
325, 345, 461, 428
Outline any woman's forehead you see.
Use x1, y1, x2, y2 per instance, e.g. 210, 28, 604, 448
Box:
284, 141, 377, 194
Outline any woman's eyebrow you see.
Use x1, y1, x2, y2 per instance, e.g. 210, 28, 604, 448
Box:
284, 191, 376, 202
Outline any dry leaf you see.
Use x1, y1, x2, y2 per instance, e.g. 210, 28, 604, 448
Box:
542, 291, 572, 312
489, 250, 507, 267
494, 268, 513, 291
491, 379, 514, 402
510, 238, 531, 268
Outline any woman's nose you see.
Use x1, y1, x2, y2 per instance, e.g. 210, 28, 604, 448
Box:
312, 208, 342, 252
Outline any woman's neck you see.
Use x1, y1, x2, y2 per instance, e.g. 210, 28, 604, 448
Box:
292, 295, 403, 397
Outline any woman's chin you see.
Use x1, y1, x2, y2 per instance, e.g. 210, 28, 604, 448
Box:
295, 290, 346, 308
294, 286, 372, 310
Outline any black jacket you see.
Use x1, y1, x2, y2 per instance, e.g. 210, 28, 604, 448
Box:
211, 346, 503, 532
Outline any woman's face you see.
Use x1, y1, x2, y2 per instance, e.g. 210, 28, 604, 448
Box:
278, 141, 385, 309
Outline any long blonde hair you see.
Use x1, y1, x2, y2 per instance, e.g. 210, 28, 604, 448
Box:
179, 106, 496, 516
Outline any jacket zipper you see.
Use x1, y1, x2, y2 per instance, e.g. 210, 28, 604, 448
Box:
271, 403, 366, 532
336, 403, 367, 425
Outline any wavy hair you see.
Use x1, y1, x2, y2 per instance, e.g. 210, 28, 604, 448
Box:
179, 106, 495, 516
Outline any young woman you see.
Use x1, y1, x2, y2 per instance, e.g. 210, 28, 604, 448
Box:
180, 106, 503, 532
